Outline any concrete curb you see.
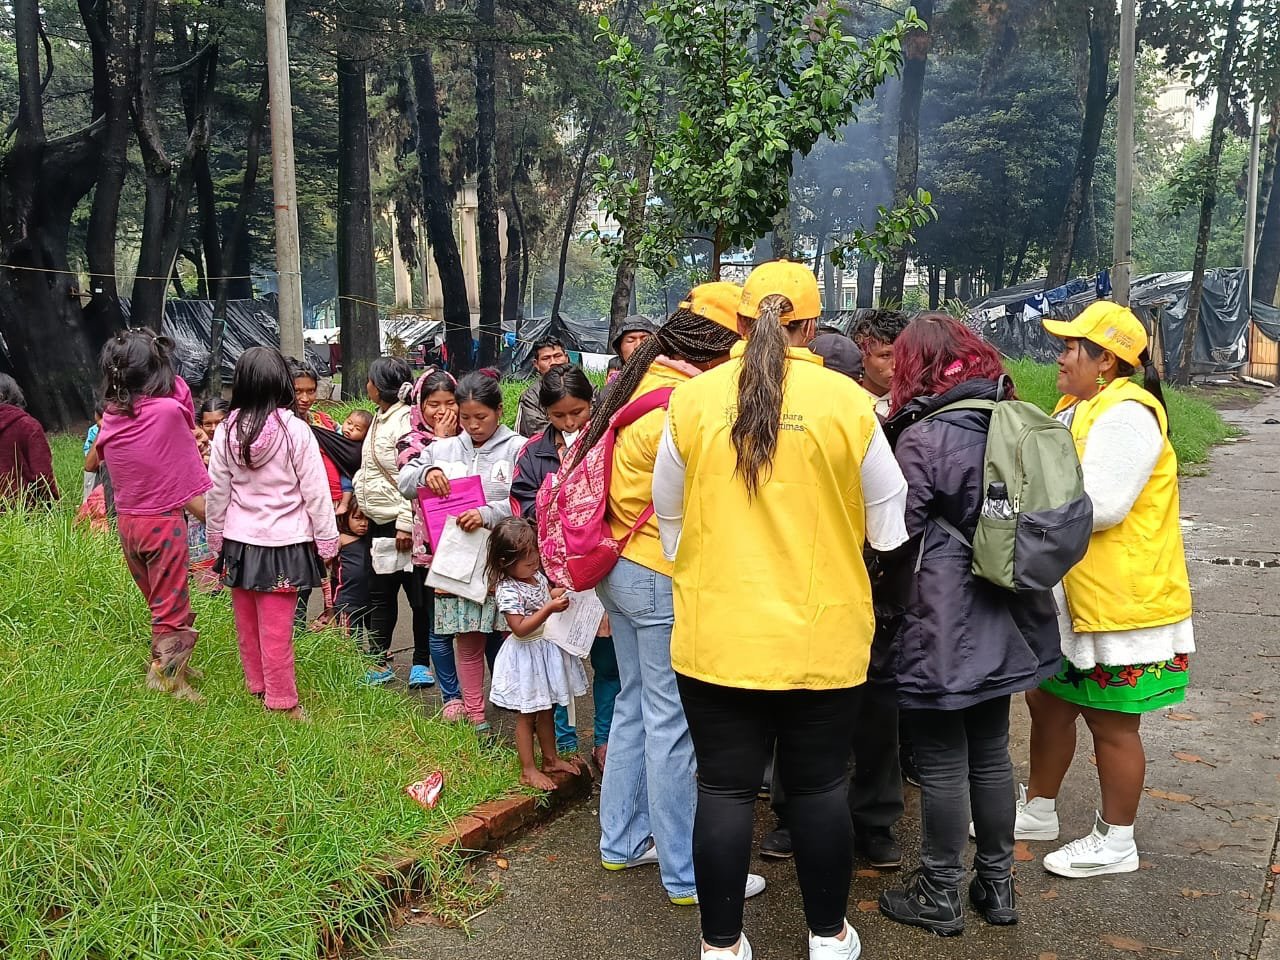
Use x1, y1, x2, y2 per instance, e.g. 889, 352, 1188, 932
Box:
320, 765, 595, 955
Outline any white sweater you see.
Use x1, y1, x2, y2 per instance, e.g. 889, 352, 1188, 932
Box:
1053, 399, 1195, 669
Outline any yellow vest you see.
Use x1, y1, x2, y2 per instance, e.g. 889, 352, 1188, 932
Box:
1054, 380, 1193, 633
666, 343, 879, 690
606, 363, 692, 577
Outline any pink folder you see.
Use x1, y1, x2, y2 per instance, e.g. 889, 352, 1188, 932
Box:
418, 475, 487, 550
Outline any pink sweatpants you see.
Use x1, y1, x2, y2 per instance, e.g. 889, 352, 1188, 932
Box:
455, 632, 488, 724
231, 588, 299, 710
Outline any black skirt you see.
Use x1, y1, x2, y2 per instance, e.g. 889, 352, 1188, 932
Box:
217, 540, 325, 593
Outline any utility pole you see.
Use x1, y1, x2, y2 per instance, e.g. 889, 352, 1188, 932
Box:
1112, 0, 1136, 307
1244, 100, 1262, 304
265, 0, 305, 361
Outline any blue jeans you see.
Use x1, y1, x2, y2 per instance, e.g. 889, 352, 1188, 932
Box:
596, 558, 696, 900
429, 633, 461, 703
552, 635, 620, 751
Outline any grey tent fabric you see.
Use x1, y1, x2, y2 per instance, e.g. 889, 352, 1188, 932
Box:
119, 296, 330, 388
1252, 300, 1280, 342
1156, 268, 1249, 377
506, 313, 610, 374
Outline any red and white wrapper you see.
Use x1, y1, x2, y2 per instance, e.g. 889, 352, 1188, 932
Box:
405, 771, 445, 809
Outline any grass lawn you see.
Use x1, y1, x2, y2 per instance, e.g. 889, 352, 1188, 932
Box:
1004, 359, 1236, 470
0, 440, 519, 959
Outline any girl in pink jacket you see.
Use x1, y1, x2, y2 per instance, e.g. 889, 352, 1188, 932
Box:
206, 347, 339, 720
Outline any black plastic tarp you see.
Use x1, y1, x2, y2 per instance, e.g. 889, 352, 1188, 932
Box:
119, 296, 330, 389
1156, 268, 1249, 377
1252, 299, 1280, 342
507, 313, 611, 374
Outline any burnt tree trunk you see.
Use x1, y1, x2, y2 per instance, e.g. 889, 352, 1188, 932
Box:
503, 188, 523, 332
1045, 4, 1115, 289
610, 142, 653, 324
1178, 0, 1246, 382
410, 40, 473, 372
927, 265, 940, 309
881, 0, 933, 304
550, 111, 599, 323
857, 258, 877, 308
474, 0, 502, 368
1255, 125, 1280, 306
337, 53, 379, 395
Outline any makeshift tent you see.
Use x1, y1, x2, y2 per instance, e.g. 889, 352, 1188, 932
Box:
970, 269, 1251, 377
507, 313, 610, 374
120, 296, 330, 388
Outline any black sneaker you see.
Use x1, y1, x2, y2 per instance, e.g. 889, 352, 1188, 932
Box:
856, 832, 903, 870
968, 875, 1018, 925
879, 872, 965, 936
760, 827, 794, 860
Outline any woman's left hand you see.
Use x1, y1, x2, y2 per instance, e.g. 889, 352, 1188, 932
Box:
395, 531, 413, 552
457, 509, 484, 532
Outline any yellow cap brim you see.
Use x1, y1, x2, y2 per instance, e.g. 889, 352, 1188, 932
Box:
1041, 318, 1080, 340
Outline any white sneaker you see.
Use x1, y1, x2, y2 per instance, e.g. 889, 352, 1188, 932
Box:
701, 934, 752, 960
1043, 813, 1139, 878
809, 920, 862, 960
602, 840, 659, 871
674, 874, 766, 907
968, 784, 1060, 841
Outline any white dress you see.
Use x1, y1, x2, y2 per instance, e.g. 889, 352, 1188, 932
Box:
489, 572, 588, 713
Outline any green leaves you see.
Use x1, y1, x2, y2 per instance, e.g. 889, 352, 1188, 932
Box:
832, 189, 938, 268
594, 0, 918, 275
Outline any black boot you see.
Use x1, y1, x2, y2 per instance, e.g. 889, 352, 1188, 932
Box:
855, 830, 903, 870
968, 875, 1018, 925
879, 872, 964, 936
760, 827, 793, 860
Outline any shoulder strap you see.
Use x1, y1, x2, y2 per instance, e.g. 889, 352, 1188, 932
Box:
610, 386, 675, 431
922, 398, 996, 422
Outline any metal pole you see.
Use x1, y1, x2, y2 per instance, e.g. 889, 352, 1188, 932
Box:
265, 0, 305, 360
1112, 0, 1136, 307
1244, 99, 1262, 304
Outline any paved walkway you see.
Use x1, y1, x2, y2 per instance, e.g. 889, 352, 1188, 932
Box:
379, 394, 1280, 960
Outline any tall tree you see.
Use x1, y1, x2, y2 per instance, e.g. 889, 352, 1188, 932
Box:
880, 0, 933, 303
474, 0, 502, 367
1044, 2, 1116, 288
337, 51, 379, 392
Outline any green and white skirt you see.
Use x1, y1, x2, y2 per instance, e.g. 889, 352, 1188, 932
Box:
1040, 654, 1189, 714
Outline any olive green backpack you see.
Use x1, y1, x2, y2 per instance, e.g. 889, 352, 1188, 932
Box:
924, 377, 1093, 592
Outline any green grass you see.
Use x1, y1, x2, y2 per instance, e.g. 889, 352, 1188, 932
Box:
4, 441, 520, 959
1004, 358, 1235, 471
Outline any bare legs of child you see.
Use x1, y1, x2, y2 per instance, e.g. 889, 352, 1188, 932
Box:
517, 710, 584, 790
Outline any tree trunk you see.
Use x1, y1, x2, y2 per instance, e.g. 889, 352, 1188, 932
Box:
1045, 4, 1115, 289
208, 77, 268, 394
1255, 125, 1280, 306
80, 0, 133, 351
943, 270, 956, 301
927, 265, 940, 309
550, 113, 599, 323
823, 254, 837, 313
503, 188, 523, 332
337, 53, 379, 395
959, 273, 972, 302
1009, 227, 1032, 286
1257, 103, 1279, 236
474, 0, 502, 368
881, 0, 933, 304
610, 142, 653, 325
856, 258, 877, 308
0, 0, 101, 429
410, 42, 473, 372
1178, 0, 1247, 381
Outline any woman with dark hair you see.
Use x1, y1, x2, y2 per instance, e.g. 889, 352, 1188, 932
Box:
0, 373, 58, 507
875, 314, 1060, 935
206, 347, 338, 720
1020, 302, 1193, 878
353, 356, 416, 685
651, 263, 908, 960
569, 285, 743, 908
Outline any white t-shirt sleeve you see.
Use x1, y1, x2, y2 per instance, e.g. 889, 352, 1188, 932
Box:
860, 423, 909, 551
652, 419, 687, 562
1080, 400, 1162, 532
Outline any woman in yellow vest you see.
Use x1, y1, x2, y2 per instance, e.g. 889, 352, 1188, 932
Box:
569, 283, 744, 909
652, 261, 909, 960
1019, 301, 1194, 879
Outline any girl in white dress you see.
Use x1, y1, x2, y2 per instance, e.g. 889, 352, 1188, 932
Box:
487, 518, 588, 789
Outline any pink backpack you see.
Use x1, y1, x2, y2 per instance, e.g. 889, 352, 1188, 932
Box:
536, 387, 675, 590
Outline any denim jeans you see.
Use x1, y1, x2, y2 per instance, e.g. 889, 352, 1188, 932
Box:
429, 632, 460, 703
552, 635, 620, 751
901, 694, 1015, 889
596, 558, 697, 900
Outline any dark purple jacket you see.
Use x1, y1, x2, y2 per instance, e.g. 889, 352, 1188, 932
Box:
878, 378, 1061, 711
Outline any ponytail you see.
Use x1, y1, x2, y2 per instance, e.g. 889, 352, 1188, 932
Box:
1138, 348, 1170, 432
731, 295, 791, 498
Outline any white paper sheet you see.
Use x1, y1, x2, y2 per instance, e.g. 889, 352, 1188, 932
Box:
371, 537, 413, 575
542, 588, 605, 659
425, 521, 491, 604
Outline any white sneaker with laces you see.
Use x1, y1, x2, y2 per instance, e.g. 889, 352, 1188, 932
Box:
673, 874, 766, 907
701, 934, 752, 960
809, 920, 862, 960
1043, 813, 1139, 878
968, 784, 1060, 841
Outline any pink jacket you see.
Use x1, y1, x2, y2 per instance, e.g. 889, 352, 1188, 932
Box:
205, 408, 339, 559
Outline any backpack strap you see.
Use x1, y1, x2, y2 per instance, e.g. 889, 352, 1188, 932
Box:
607, 386, 675, 543
921, 398, 996, 421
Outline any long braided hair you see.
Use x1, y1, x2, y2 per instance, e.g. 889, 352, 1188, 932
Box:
569, 307, 740, 469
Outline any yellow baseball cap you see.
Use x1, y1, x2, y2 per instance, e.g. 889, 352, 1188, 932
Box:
679, 281, 743, 333
739, 260, 823, 323
1042, 300, 1147, 367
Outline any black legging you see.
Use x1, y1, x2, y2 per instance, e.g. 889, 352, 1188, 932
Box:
366, 520, 432, 666
676, 674, 862, 948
